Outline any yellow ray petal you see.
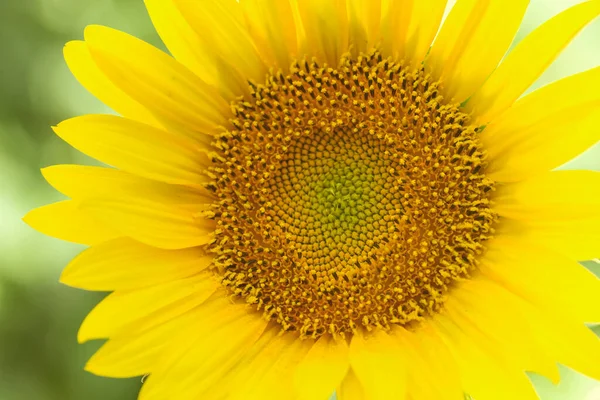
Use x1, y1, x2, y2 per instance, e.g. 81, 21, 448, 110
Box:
79, 195, 215, 250
534, 230, 600, 261
139, 299, 268, 400
53, 115, 213, 188
172, 0, 267, 85
337, 369, 367, 400
380, 0, 447, 63
347, 0, 381, 55
468, 0, 600, 123
295, 0, 349, 66
240, 0, 298, 71
220, 327, 278, 399
349, 330, 407, 400
78, 273, 217, 342
61, 237, 212, 291
494, 170, 600, 219
523, 303, 600, 382
63, 41, 162, 128
446, 277, 560, 382
85, 306, 201, 378
229, 333, 313, 400
394, 324, 464, 400
143, 0, 242, 101
482, 68, 600, 182
487, 275, 600, 382
294, 335, 349, 400
404, 0, 448, 64
428, 0, 529, 102
23, 200, 118, 245
41, 165, 213, 205
178, 325, 281, 400
433, 310, 540, 400
497, 176, 600, 259
380, 0, 413, 59
481, 237, 600, 324
84, 25, 231, 144
502, 216, 600, 262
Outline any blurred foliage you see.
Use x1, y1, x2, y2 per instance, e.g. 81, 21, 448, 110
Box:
0, 1, 598, 399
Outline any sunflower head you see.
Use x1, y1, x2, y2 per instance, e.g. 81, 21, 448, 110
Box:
212, 50, 497, 338
23, 0, 600, 399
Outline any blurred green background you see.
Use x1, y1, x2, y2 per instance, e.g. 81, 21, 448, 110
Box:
0, 1, 599, 399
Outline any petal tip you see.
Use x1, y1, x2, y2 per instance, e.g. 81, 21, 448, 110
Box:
22, 208, 43, 230
21, 212, 33, 227
58, 266, 76, 287
83, 357, 109, 377
50, 124, 63, 138
40, 166, 55, 181
83, 24, 108, 40
77, 324, 94, 344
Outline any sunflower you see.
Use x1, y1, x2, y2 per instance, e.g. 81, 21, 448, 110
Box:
24, 0, 600, 398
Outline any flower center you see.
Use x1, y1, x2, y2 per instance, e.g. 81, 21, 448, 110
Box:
209, 50, 497, 339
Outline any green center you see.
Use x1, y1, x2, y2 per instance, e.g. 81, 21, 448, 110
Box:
269, 126, 403, 276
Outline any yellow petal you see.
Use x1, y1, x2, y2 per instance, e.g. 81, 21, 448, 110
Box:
84, 25, 230, 144
143, 0, 242, 101
450, 270, 600, 383
404, 0, 448, 64
534, 230, 600, 261
186, 325, 281, 400
53, 115, 214, 188
78, 273, 217, 342
380, 0, 413, 58
497, 176, 600, 259
486, 275, 600, 382
502, 215, 600, 262
229, 333, 313, 400
428, 0, 529, 102
349, 330, 407, 400
61, 237, 212, 291
347, 0, 381, 55
494, 170, 600, 219
481, 236, 600, 324
173, 0, 267, 85
523, 303, 600, 382
337, 369, 367, 400
468, 0, 600, 123
482, 68, 600, 182
85, 306, 200, 378
294, 335, 349, 400
434, 310, 540, 400
41, 165, 213, 205
80, 195, 214, 250
380, 0, 447, 63
446, 277, 560, 382
394, 324, 464, 400
139, 299, 268, 400
240, 0, 298, 70
295, 0, 349, 66
223, 327, 280, 399
23, 200, 118, 245
63, 41, 162, 128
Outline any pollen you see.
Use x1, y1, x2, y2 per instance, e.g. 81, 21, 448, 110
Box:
208, 49, 497, 339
